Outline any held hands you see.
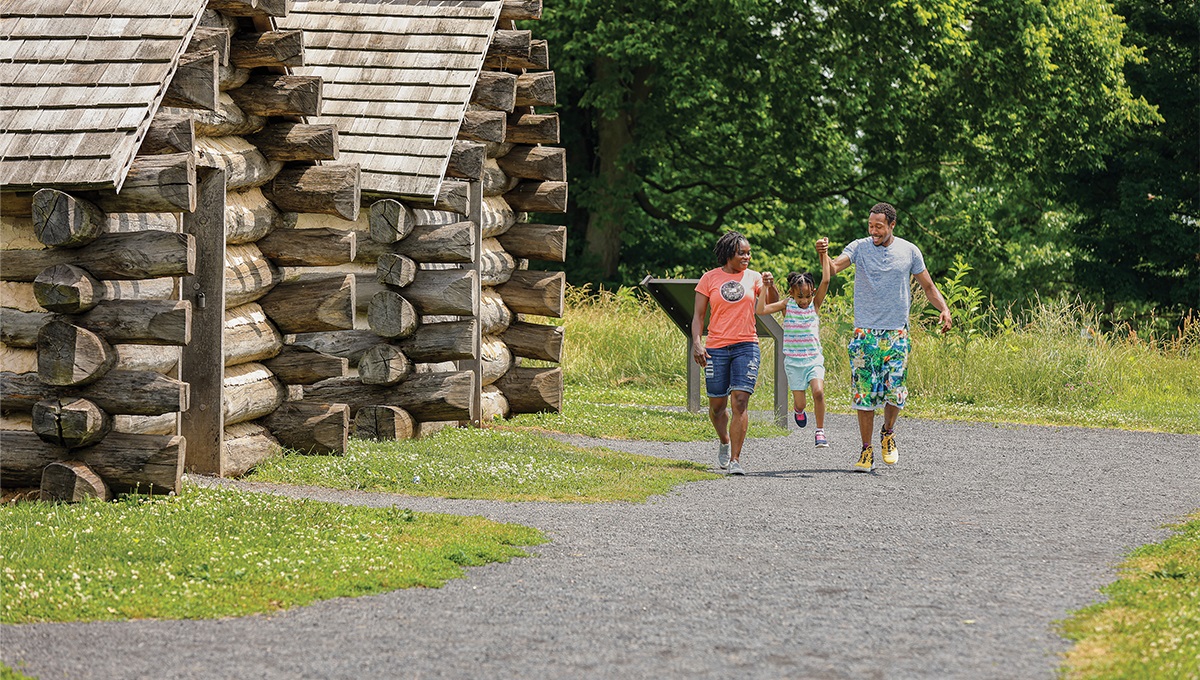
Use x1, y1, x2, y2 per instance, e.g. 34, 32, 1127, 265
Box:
761, 271, 775, 289
815, 237, 829, 256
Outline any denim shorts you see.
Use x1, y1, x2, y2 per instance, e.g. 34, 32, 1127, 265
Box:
704, 341, 760, 398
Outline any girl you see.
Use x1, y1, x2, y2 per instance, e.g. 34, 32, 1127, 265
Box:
757, 238, 832, 448
692, 231, 774, 475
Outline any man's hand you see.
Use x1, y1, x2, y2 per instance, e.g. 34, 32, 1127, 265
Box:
939, 309, 953, 333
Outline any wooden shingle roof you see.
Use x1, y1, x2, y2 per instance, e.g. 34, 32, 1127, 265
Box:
280, 0, 502, 200
0, 0, 209, 191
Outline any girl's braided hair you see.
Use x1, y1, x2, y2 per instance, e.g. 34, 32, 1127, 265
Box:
786, 271, 816, 293
714, 231, 748, 266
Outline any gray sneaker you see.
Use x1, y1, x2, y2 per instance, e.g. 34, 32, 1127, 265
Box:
717, 443, 731, 469
728, 460, 746, 476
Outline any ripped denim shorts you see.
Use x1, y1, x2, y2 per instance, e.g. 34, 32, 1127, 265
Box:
704, 341, 760, 398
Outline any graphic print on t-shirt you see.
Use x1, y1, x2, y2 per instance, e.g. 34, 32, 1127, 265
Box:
720, 280, 746, 302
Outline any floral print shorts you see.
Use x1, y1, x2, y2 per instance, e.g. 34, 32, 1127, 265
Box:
848, 328, 910, 410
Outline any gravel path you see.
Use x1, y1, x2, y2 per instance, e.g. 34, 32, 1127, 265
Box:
3, 415, 1197, 679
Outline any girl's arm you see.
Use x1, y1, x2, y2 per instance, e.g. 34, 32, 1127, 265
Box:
814, 238, 832, 311
756, 282, 788, 315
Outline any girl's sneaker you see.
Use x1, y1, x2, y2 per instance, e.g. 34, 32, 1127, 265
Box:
794, 411, 807, 428
814, 430, 828, 448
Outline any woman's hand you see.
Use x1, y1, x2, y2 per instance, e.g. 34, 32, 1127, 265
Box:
692, 343, 709, 365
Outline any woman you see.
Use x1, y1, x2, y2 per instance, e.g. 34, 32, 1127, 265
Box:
691, 231, 774, 475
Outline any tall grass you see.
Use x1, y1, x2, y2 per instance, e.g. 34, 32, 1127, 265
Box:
557, 282, 1200, 434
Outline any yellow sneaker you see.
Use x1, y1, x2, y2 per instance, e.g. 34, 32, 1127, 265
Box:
854, 445, 874, 472
881, 428, 898, 465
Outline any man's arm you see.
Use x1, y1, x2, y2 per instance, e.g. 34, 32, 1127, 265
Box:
830, 253, 852, 275
914, 270, 952, 333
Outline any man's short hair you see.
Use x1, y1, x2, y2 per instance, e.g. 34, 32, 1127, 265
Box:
870, 202, 897, 224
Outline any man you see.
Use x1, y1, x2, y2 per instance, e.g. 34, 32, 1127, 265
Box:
824, 202, 952, 471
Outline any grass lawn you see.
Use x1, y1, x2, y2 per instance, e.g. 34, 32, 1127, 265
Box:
247, 427, 716, 502
0, 485, 543, 624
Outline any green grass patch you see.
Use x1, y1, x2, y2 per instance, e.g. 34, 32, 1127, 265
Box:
1059, 513, 1200, 679
0, 663, 35, 680
247, 427, 716, 502
0, 485, 543, 624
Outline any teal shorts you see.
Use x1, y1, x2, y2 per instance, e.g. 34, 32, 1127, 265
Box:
848, 328, 910, 410
783, 356, 825, 392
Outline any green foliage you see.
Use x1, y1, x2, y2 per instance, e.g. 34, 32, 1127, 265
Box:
1059, 513, 1200, 679
248, 428, 716, 502
0, 486, 543, 624
0, 663, 35, 680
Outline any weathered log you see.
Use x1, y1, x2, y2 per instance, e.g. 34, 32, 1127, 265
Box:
445, 141, 486, 181
358, 344, 413, 386
390, 221, 474, 264
257, 227, 356, 267
506, 112, 559, 144
503, 320, 564, 362
101, 212, 180, 234
195, 136, 282, 191
77, 300, 192, 346
209, 0, 289, 16
497, 145, 567, 182
39, 460, 111, 502
187, 26, 230, 66
223, 362, 285, 426
94, 153, 196, 213
401, 268, 477, 316
500, 0, 543, 20
376, 253, 417, 288
225, 243, 279, 308
285, 329, 378, 366
112, 345, 179, 374
484, 29, 531, 62
480, 195, 516, 237
480, 385, 510, 422
395, 320, 477, 362
471, 71, 518, 112
264, 164, 360, 221
497, 223, 567, 262
515, 72, 556, 107
303, 371, 474, 421
31, 398, 111, 449
172, 94, 266, 137
496, 366, 562, 414
434, 180, 470, 215
480, 335, 513, 386
261, 345, 348, 384
33, 264, 100, 313
485, 37, 547, 70
230, 30, 304, 68
0, 431, 183, 493
481, 158, 519, 197
367, 199, 413, 244
138, 113, 196, 156
0, 309, 48, 348
247, 123, 338, 162
484, 140, 515, 159
258, 274, 355, 333
228, 75, 322, 118
479, 288, 513, 336
366, 290, 418, 339
480, 238, 516, 286
221, 422, 279, 478
353, 405, 413, 441
262, 402, 348, 455
0, 231, 195, 282
496, 269, 565, 317
163, 49, 218, 111
225, 188, 280, 244
31, 189, 103, 248
1, 370, 189, 416
37, 321, 115, 386
224, 303, 282, 367
218, 63, 252, 92
458, 110, 506, 143
113, 413, 176, 436
504, 181, 568, 214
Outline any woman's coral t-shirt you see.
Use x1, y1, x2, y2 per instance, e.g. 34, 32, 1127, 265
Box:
695, 267, 763, 348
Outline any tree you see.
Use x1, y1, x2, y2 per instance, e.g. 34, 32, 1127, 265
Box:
534, 0, 1156, 284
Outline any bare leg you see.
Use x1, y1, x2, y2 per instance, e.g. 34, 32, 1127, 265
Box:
709, 396, 730, 444
792, 391, 807, 413
811, 379, 826, 428
729, 390, 751, 461
856, 408, 875, 447
883, 403, 900, 432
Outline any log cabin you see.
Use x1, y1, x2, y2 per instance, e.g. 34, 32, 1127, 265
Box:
0, 0, 566, 500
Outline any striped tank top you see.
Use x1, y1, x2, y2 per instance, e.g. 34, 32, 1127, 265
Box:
782, 300, 822, 360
